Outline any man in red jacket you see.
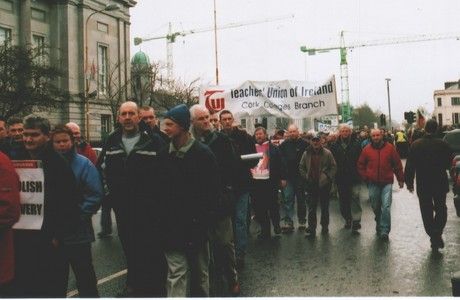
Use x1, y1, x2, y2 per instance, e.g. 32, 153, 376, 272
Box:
357, 128, 404, 241
0, 152, 20, 296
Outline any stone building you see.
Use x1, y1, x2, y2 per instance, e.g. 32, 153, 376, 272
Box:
433, 80, 460, 127
0, 0, 136, 142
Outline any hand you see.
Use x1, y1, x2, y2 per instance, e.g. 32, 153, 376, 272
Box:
51, 238, 59, 248
280, 180, 287, 188
398, 181, 404, 189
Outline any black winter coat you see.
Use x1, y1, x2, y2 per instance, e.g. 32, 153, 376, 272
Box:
159, 140, 221, 252
330, 137, 362, 185
405, 134, 453, 194
279, 138, 308, 180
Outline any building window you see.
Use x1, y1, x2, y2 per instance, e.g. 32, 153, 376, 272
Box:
31, 8, 46, 22
437, 98, 442, 107
452, 97, 460, 106
0, 0, 13, 12
438, 113, 443, 127
97, 22, 108, 33
97, 45, 108, 95
101, 114, 112, 135
0, 27, 11, 44
32, 34, 46, 61
453, 113, 460, 125
240, 119, 247, 129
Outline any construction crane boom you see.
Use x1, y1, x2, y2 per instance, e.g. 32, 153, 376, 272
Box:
300, 31, 460, 123
134, 14, 294, 81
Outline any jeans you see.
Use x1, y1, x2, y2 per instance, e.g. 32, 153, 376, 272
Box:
282, 177, 306, 224
234, 192, 249, 258
368, 183, 393, 235
337, 183, 362, 223
164, 242, 210, 297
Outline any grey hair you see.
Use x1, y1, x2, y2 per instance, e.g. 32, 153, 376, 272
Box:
189, 104, 209, 120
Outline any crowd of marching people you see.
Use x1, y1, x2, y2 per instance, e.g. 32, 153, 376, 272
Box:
0, 101, 454, 297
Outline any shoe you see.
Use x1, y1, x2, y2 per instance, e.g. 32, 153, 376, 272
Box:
344, 219, 352, 229
352, 221, 361, 232
98, 231, 112, 238
380, 233, 389, 241
230, 282, 241, 296
298, 221, 307, 230
282, 222, 294, 233
431, 235, 445, 250
274, 223, 281, 235
321, 227, 329, 234
304, 227, 316, 238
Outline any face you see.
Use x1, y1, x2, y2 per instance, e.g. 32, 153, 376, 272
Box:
139, 109, 156, 129
163, 118, 183, 139
254, 129, 267, 144
68, 126, 81, 142
339, 127, 351, 139
288, 126, 299, 140
220, 113, 234, 130
311, 138, 322, 150
9, 123, 24, 142
118, 104, 140, 134
52, 132, 73, 154
23, 128, 49, 152
0, 121, 6, 139
210, 114, 220, 129
371, 130, 383, 144
192, 109, 212, 133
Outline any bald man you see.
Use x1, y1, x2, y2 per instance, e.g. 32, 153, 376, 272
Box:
65, 122, 97, 165
279, 124, 308, 231
100, 101, 166, 296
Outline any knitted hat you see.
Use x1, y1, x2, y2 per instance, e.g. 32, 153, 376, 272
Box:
165, 104, 191, 130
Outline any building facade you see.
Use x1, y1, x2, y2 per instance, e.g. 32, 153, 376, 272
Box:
433, 80, 460, 127
0, 0, 136, 142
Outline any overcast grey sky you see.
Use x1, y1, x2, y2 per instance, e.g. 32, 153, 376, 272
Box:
130, 0, 460, 122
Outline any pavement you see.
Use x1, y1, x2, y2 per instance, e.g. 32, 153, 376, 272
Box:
68, 179, 460, 297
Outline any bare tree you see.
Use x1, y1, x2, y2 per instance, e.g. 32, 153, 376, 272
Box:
104, 60, 130, 127
0, 42, 69, 119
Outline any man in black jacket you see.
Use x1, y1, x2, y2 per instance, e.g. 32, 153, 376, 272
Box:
160, 104, 220, 297
330, 124, 363, 231
139, 105, 170, 143
9, 117, 81, 298
250, 127, 287, 239
190, 105, 240, 296
405, 119, 453, 251
101, 101, 166, 297
219, 110, 257, 268
279, 124, 308, 231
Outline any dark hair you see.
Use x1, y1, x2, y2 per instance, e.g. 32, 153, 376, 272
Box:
425, 119, 438, 134
0, 116, 6, 124
139, 105, 154, 111
7, 117, 23, 127
219, 110, 233, 120
51, 124, 75, 143
254, 126, 267, 135
24, 116, 51, 135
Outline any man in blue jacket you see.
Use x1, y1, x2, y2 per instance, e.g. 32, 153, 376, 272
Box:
52, 125, 103, 297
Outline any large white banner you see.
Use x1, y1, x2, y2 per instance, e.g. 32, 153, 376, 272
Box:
200, 76, 338, 119
12, 160, 45, 230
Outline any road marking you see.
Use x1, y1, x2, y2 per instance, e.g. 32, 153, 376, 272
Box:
66, 269, 127, 297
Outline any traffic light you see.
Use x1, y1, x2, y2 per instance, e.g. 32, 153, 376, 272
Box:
404, 111, 415, 124
380, 114, 386, 126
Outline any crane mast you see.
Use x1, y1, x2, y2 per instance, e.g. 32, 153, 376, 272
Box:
301, 31, 460, 123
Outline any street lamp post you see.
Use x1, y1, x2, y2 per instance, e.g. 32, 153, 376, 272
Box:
84, 3, 120, 142
385, 78, 392, 131
213, 0, 219, 85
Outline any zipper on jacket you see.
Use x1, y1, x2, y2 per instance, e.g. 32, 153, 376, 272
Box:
377, 148, 381, 182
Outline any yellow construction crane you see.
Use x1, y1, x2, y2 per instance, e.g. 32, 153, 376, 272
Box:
134, 14, 294, 82
301, 31, 460, 122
